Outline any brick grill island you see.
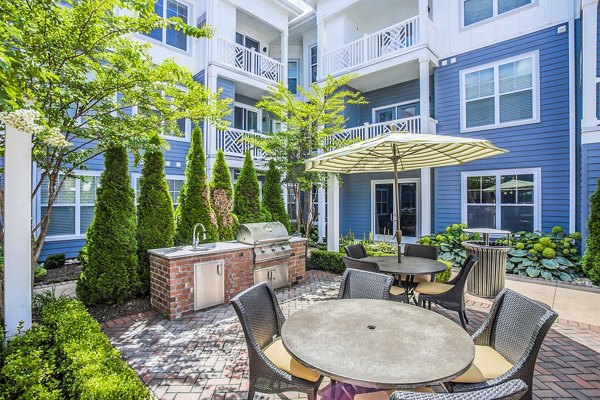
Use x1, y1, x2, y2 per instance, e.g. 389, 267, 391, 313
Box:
148, 237, 307, 320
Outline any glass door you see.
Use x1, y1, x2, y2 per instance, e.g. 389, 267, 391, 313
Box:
373, 180, 419, 242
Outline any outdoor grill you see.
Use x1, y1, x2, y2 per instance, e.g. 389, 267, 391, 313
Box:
236, 222, 292, 263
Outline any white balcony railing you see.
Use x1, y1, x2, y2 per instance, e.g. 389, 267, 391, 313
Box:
215, 38, 283, 83
216, 128, 267, 159
323, 16, 420, 76
330, 116, 421, 144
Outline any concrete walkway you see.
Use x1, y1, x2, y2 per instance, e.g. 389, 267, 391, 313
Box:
33, 280, 77, 298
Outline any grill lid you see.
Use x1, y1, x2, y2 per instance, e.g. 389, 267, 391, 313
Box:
236, 222, 290, 245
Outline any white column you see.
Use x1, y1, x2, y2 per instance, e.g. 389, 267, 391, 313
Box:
4, 124, 32, 337
418, 0, 429, 44
582, 0, 599, 129
280, 31, 288, 85
317, 188, 326, 242
326, 173, 339, 252
419, 58, 432, 236
206, 0, 218, 63
206, 69, 219, 158
317, 20, 326, 80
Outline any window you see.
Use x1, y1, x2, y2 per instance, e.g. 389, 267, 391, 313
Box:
461, 52, 538, 132
288, 60, 299, 94
309, 45, 318, 83
373, 101, 420, 123
462, 169, 539, 232
463, 0, 532, 27
144, 0, 189, 51
233, 104, 259, 132
41, 173, 100, 238
133, 175, 184, 206
236, 33, 260, 51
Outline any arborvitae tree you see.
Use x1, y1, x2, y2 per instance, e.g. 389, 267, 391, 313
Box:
174, 125, 217, 245
233, 152, 270, 224
262, 160, 290, 232
583, 178, 600, 285
210, 149, 237, 240
136, 136, 175, 295
76, 145, 139, 305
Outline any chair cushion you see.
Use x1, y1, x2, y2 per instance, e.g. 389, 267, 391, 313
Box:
415, 281, 453, 295
451, 345, 514, 383
400, 275, 431, 283
390, 285, 405, 296
263, 337, 321, 382
354, 387, 434, 400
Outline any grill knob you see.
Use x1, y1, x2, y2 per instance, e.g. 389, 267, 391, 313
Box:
261, 249, 266, 253
281, 246, 285, 250
271, 247, 276, 252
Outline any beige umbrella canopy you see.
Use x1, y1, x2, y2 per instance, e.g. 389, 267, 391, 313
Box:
305, 132, 508, 261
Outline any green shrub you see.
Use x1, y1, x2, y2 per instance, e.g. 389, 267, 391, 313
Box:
35, 264, 48, 279
77, 145, 139, 306
435, 260, 453, 283
262, 160, 290, 232
44, 254, 66, 270
0, 325, 62, 399
210, 149, 237, 241
137, 136, 175, 295
174, 126, 218, 245
233, 152, 270, 224
310, 250, 345, 274
418, 223, 478, 269
583, 178, 600, 285
42, 299, 151, 399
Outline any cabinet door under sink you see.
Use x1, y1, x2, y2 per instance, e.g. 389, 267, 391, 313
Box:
194, 260, 225, 310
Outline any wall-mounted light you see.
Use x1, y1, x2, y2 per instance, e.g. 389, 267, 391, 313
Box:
262, 47, 267, 53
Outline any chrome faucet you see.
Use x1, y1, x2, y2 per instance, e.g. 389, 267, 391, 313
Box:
192, 223, 207, 249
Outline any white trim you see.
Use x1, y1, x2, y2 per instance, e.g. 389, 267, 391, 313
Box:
459, 50, 540, 133
370, 178, 421, 243
371, 99, 420, 123
581, 0, 600, 129
568, 19, 576, 233
309, 43, 318, 84
287, 59, 299, 94
138, 0, 193, 53
161, 118, 192, 142
233, 102, 262, 132
460, 168, 542, 232
460, 0, 538, 30
42, 170, 103, 242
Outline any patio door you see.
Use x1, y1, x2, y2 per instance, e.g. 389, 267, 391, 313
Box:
372, 179, 419, 243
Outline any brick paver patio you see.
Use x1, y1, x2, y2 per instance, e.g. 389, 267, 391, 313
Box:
102, 271, 600, 400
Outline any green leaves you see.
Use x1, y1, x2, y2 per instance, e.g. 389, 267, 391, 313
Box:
526, 266, 540, 278
583, 178, 600, 286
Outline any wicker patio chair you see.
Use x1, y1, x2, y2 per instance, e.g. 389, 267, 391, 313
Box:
345, 243, 368, 259
354, 379, 527, 400
444, 289, 557, 400
231, 282, 323, 400
402, 243, 440, 285
337, 267, 395, 300
342, 258, 405, 300
415, 255, 478, 329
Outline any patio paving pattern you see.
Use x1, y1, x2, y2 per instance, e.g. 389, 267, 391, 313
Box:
102, 271, 600, 400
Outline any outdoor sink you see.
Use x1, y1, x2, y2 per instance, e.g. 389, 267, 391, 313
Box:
191, 242, 217, 252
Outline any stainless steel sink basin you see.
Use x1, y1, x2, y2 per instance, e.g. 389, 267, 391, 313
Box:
190, 242, 217, 252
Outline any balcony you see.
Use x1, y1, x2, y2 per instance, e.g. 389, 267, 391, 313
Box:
216, 128, 266, 159
215, 38, 283, 84
323, 16, 420, 77
331, 116, 421, 144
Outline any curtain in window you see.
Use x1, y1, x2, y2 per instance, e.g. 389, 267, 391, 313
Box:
464, 0, 493, 26
41, 177, 77, 236
499, 58, 533, 123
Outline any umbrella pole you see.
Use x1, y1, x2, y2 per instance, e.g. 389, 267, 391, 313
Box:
392, 144, 402, 263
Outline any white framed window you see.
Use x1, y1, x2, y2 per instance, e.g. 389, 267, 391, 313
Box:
132, 173, 185, 206
309, 44, 318, 84
461, 168, 541, 233
233, 103, 260, 132
41, 171, 102, 241
462, 0, 535, 28
460, 51, 539, 133
143, 0, 191, 51
288, 60, 299, 94
372, 100, 420, 123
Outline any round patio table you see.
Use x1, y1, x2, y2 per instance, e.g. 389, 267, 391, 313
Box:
281, 299, 474, 390
362, 256, 448, 276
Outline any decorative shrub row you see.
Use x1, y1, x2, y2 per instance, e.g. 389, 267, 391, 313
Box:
419, 224, 583, 283
0, 299, 151, 399
309, 250, 345, 274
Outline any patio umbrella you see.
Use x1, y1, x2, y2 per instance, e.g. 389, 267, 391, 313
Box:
305, 131, 508, 262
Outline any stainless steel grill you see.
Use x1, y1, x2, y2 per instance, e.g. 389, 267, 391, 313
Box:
236, 222, 292, 263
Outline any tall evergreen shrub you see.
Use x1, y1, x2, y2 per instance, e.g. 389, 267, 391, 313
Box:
262, 160, 290, 232
233, 152, 269, 224
583, 178, 600, 285
77, 145, 139, 305
174, 125, 217, 245
137, 136, 175, 295
210, 149, 237, 240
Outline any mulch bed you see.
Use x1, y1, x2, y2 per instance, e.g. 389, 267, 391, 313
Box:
87, 296, 152, 323
35, 263, 82, 286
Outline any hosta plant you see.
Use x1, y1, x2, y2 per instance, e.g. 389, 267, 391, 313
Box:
418, 223, 480, 269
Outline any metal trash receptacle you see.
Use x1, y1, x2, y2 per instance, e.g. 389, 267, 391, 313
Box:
463, 240, 510, 299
